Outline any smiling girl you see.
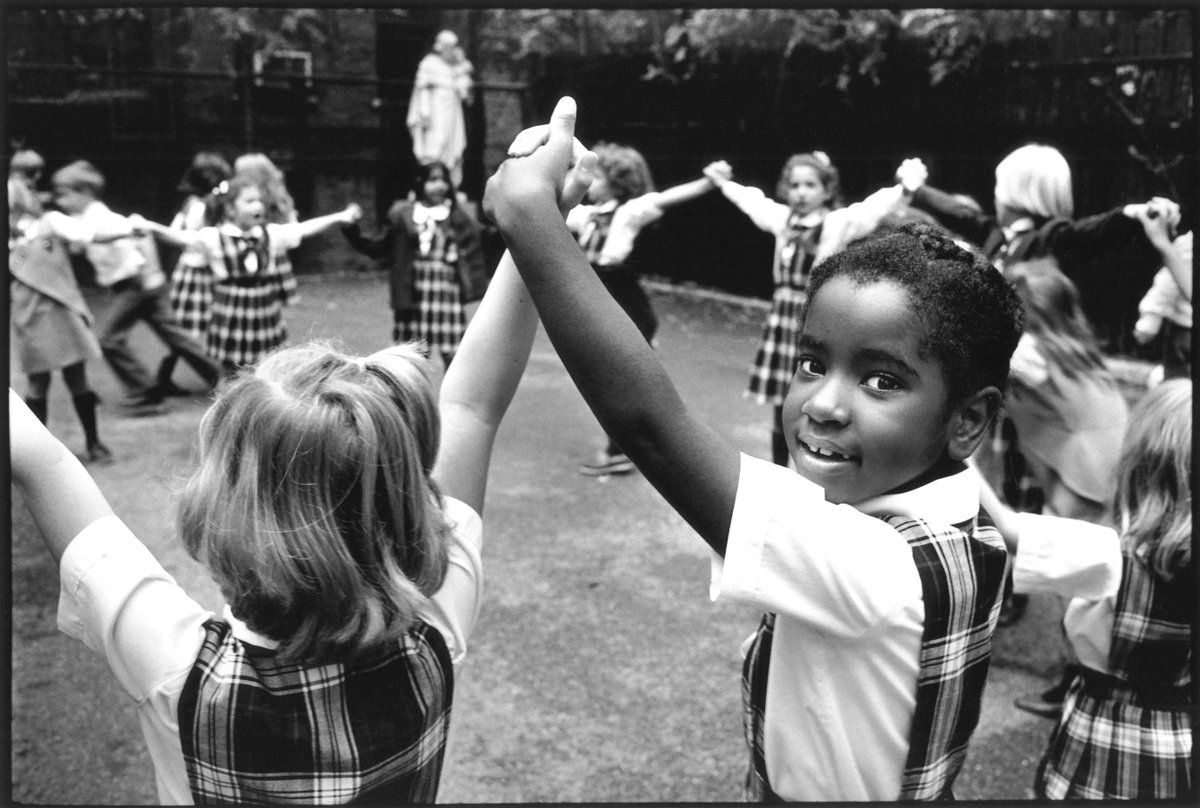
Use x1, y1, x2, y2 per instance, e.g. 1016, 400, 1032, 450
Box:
483, 98, 1025, 800
703, 152, 928, 465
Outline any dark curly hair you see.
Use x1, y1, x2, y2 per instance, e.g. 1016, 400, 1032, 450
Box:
803, 223, 1025, 406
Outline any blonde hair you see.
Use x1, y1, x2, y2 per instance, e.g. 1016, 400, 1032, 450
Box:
1116, 378, 1191, 581
178, 341, 451, 664
994, 144, 1073, 220
234, 151, 296, 223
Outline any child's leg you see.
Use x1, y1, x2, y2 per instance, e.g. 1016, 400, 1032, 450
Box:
24, 372, 51, 423
63, 362, 112, 463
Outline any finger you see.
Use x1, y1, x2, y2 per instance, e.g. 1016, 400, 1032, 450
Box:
508, 124, 550, 158
561, 150, 599, 210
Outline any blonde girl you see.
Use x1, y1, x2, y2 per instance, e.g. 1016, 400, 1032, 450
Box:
11, 136, 596, 804
703, 152, 927, 465
979, 378, 1193, 799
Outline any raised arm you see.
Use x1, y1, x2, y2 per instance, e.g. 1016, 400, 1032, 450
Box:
656, 174, 719, 210
295, 205, 361, 240
9, 390, 115, 564
1134, 202, 1190, 301
484, 97, 741, 554
431, 126, 597, 515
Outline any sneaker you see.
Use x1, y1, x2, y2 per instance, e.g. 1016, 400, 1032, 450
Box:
123, 395, 166, 417
578, 451, 636, 476
150, 381, 190, 398
1013, 692, 1062, 720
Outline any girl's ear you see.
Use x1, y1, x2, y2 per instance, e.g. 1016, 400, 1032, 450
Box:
947, 386, 1001, 462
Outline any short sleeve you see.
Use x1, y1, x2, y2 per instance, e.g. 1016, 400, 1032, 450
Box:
420, 497, 483, 670
57, 515, 212, 702
1011, 512, 1122, 600
266, 222, 305, 253
564, 203, 592, 235
711, 454, 922, 637
41, 210, 97, 245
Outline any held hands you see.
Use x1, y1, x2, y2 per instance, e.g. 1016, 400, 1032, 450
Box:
342, 203, 364, 225
1129, 196, 1181, 245
703, 160, 733, 187
484, 96, 598, 223
894, 158, 928, 194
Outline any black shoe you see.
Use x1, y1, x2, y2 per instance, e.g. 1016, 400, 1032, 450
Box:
579, 451, 635, 476
1014, 692, 1062, 720
997, 593, 1028, 627
151, 381, 190, 398
123, 394, 166, 417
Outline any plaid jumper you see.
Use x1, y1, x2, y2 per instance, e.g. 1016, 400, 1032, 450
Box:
393, 214, 466, 356
178, 618, 453, 804
747, 218, 821, 406
578, 205, 658, 342
1036, 550, 1193, 799
742, 510, 1007, 801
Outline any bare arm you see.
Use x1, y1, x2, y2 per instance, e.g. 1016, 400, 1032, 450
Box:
656, 176, 718, 209
1134, 202, 1190, 301
295, 205, 360, 240
970, 459, 1019, 555
484, 97, 741, 554
432, 133, 598, 516
9, 390, 115, 564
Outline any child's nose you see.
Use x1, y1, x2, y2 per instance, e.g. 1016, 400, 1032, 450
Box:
801, 377, 850, 424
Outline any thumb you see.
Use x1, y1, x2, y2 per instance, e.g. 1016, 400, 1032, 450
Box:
545, 96, 579, 157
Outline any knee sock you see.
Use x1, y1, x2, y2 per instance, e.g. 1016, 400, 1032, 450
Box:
157, 353, 178, 386
25, 397, 48, 425
71, 391, 102, 449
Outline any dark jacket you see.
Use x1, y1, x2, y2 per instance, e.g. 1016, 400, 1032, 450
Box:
343, 199, 488, 312
911, 183, 1164, 345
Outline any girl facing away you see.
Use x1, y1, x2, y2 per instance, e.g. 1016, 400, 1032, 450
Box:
9, 132, 598, 806
484, 98, 1025, 801
8, 176, 144, 464
342, 160, 487, 369
565, 140, 717, 475
702, 151, 928, 465
978, 378, 1193, 799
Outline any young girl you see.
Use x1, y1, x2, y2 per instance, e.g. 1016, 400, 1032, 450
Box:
342, 160, 487, 367
703, 152, 928, 465
147, 176, 357, 371
977, 378, 1192, 799
1006, 257, 1129, 524
486, 98, 1024, 800
8, 177, 140, 464
10, 130, 598, 805
1133, 229, 1192, 384
234, 152, 302, 307
564, 141, 717, 475
158, 150, 233, 395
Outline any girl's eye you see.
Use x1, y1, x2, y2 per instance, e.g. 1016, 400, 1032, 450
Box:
796, 357, 824, 376
864, 373, 902, 391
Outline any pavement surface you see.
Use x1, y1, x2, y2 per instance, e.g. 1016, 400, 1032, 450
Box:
10, 272, 1078, 803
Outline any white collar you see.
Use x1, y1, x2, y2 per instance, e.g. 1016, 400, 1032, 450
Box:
218, 222, 264, 239
854, 464, 981, 526
792, 209, 826, 228
223, 604, 280, 649
413, 201, 451, 223
1003, 217, 1036, 240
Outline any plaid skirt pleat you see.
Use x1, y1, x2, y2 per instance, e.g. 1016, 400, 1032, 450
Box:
394, 258, 465, 356
747, 286, 805, 406
169, 263, 214, 340
1036, 674, 1192, 799
208, 277, 286, 367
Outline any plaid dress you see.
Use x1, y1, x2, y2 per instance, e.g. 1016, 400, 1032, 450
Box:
184, 225, 299, 368
1035, 550, 1193, 799
747, 218, 822, 405
394, 206, 466, 356
742, 510, 1007, 800
178, 618, 453, 804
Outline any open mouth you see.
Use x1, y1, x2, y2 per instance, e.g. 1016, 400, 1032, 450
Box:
800, 439, 856, 463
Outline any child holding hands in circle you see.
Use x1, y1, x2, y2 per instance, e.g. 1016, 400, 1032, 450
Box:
11, 140, 600, 804
485, 97, 1023, 801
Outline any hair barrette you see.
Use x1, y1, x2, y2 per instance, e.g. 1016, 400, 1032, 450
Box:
811, 150, 831, 167
214, 180, 229, 196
